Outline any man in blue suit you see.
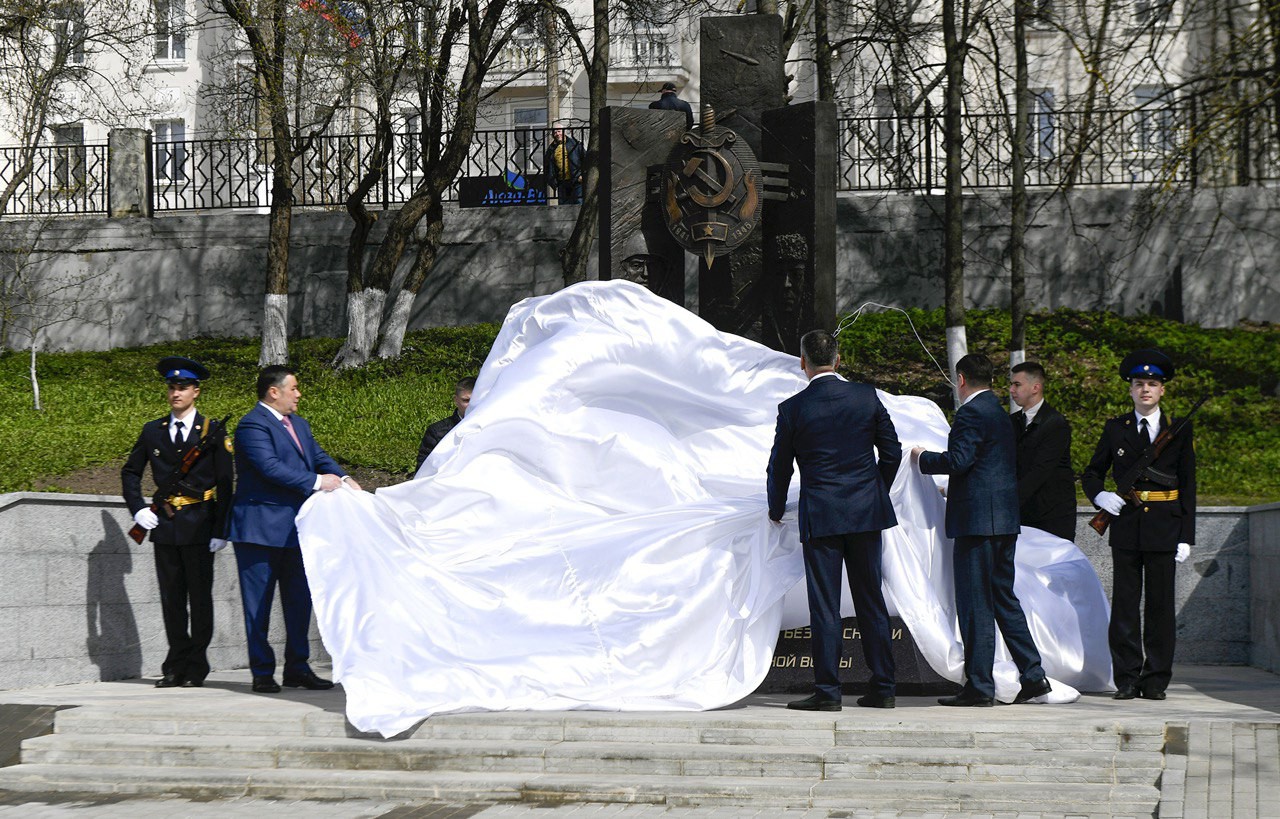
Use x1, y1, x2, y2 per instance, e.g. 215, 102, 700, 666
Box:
767, 330, 901, 711
228, 365, 362, 693
913, 353, 1050, 707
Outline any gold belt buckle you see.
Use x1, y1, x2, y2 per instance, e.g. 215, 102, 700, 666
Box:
1139, 491, 1150, 502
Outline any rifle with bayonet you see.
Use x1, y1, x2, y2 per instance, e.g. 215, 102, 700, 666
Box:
128, 415, 231, 545
1088, 396, 1207, 536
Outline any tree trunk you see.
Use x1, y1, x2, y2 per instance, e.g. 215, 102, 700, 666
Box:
259, 166, 293, 367
814, 0, 834, 102
1064, 0, 1112, 189
29, 341, 41, 412
1009, 0, 1028, 367
559, 0, 609, 286
942, 0, 968, 404
376, 199, 444, 359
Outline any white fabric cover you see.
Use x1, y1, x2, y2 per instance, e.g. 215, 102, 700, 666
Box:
297, 281, 1112, 737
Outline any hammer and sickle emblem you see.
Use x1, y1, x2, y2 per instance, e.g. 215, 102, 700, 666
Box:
681, 148, 737, 208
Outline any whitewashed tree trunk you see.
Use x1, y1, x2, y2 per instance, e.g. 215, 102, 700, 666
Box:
1009, 348, 1026, 368
946, 323, 968, 408
374, 289, 416, 360
259, 293, 289, 367
29, 340, 41, 411
332, 288, 387, 369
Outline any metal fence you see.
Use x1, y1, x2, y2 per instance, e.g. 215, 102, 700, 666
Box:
0, 142, 109, 216
153, 126, 587, 211
7, 104, 1280, 217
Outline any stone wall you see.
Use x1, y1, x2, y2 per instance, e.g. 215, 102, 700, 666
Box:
0, 490, 1268, 691
2, 185, 1277, 353
1249, 502, 1280, 672
0, 492, 326, 690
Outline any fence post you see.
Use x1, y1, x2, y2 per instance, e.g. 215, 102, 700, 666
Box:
924, 100, 934, 191
107, 128, 152, 217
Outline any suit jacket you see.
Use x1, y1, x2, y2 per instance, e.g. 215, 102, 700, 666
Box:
416, 411, 461, 470
121, 411, 233, 545
1081, 411, 1196, 550
227, 403, 345, 549
767, 375, 901, 542
1012, 402, 1076, 528
648, 93, 695, 130
919, 389, 1021, 539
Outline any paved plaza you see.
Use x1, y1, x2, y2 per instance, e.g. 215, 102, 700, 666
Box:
0, 664, 1276, 818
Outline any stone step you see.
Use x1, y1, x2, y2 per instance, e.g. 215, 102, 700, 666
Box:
19, 733, 1164, 784
0, 763, 1163, 812
52, 708, 1168, 753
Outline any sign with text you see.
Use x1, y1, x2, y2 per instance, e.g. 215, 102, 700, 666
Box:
459, 171, 548, 208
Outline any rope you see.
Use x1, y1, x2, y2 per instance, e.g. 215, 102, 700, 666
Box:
834, 302, 955, 388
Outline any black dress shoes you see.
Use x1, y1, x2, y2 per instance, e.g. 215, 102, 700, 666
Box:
282, 670, 335, 690
252, 676, 282, 694
938, 689, 994, 707
154, 673, 183, 689
856, 694, 896, 709
786, 693, 842, 711
1013, 677, 1053, 704
1139, 687, 1167, 700
1113, 684, 1139, 700
181, 679, 204, 688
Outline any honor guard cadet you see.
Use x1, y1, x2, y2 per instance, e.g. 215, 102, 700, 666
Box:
1082, 349, 1196, 701
121, 356, 234, 689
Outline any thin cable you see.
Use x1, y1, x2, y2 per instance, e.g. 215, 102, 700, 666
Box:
835, 302, 955, 387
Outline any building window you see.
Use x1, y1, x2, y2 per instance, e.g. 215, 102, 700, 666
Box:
154, 0, 185, 61
1028, 89, 1055, 159
51, 124, 86, 191
1134, 0, 1173, 25
154, 120, 186, 181
1133, 86, 1174, 152
1030, 0, 1054, 25
54, 1, 86, 65
513, 107, 547, 173
873, 86, 895, 154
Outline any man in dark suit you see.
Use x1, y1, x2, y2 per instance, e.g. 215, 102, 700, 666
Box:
227, 365, 362, 693
767, 330, 901, 711
122, 356, 233, 688
648, 81, 695, 130
1009, 361, 1077, 541
415, 376, 474, 470
1081, 349, 1195, 701
913, 353, 1050, 707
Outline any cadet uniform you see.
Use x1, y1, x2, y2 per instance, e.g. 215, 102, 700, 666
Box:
121, 357, 234, 688
1081, 349, 1195, 700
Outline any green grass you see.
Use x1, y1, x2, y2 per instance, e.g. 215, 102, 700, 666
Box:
0, 325, 498, 490
835, 307, 1280, 506
0, 309, 1276, 505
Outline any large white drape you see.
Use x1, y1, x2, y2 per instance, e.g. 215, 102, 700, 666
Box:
297, 281, 1112, 738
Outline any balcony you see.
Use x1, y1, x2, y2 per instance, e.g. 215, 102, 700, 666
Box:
610, 26, 687, 85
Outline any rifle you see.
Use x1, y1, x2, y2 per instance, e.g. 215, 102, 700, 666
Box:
1089, 396, 1207, 536
128, 415, 231, 545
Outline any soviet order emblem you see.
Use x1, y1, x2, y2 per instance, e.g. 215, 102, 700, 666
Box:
661, 108, 762, 267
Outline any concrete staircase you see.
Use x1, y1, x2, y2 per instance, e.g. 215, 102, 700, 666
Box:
0, 704, 1169, 813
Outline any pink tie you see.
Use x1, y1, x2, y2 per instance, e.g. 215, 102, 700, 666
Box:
281, 415, 304, 452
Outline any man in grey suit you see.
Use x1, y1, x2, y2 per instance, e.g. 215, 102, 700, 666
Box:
912, 353, 1051, 707
767, 330, 901, 711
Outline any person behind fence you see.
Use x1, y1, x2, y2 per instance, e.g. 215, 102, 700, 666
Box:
544, 127, 584, 205
649, 80, 694, 131
228, 365, 362, 694
416, 376, 475, 471
912, 353, 1052, 707
121, 356, 233, 690
767, 329, 901, 711
1081, 349, 1195, 702
1008, 361, 1077, 541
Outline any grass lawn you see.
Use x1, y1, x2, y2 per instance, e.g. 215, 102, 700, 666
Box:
0, 308, 1276, 506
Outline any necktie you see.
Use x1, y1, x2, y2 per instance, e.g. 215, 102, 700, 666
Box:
173, 420, 185, 444
281, 415, 304, 452
1139, 417, 1151, 446
1017, 411, 1028, 432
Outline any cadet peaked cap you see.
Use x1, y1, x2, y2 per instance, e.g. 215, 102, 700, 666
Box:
1119, 348, 1175, 382
157, 356, 210, 383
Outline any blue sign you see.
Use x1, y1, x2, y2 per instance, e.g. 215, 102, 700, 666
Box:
459, 171, 548, 208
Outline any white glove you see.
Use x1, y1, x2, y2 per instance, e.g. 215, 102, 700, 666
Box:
133, 507, 159, 530
1093, 491, 1125, 516
209, 538, 229, 553
1175, 542, 1191, 563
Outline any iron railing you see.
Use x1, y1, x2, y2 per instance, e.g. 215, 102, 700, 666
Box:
152, 126, 588, 211
0, 142, 109, 216
8, 102, 1280, 217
